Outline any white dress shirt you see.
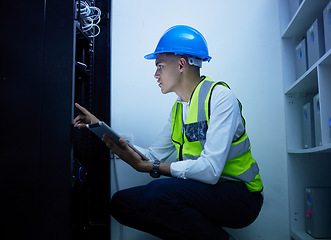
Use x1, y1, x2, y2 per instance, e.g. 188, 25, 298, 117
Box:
135, 84, 245, 185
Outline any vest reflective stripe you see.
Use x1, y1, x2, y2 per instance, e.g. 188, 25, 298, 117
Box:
237, 162, 259, 182
180, 137, 250, 162
227, 134, 250, 161
197, 79, 214, 149
171, 76, 263, 192
221, 159, 259, 183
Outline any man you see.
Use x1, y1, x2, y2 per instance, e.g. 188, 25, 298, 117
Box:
74, 25, 263, 240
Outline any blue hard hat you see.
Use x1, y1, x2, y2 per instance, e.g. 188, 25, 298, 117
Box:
144, 25, 212, 62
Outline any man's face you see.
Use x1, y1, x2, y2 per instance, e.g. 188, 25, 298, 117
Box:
154, 53, 181, 94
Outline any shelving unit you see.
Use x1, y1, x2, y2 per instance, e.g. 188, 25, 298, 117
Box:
291, 229, 323, 240
279, 0, 331, 239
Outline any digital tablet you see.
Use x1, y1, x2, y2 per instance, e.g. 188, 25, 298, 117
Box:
86, 121, 148, 160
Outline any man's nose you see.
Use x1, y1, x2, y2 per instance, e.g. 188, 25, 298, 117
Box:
154, 70, 159, 79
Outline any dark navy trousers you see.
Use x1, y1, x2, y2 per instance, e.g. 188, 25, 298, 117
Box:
110, 178, 263, 240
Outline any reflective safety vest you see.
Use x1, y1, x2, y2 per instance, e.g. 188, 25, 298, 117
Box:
171, 76, 263, 192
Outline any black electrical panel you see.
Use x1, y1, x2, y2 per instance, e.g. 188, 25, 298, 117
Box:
0, 0, 111, 239
72, 1, 111, 239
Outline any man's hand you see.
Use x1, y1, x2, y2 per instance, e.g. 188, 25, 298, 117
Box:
74, 103, 100, 129
102, 135, 152, 173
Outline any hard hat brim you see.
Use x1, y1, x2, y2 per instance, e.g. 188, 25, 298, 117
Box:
144, 52, 158, 60
144, 51, 212, 62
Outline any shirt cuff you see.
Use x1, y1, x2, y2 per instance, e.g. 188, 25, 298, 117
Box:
170, 161, 188, 179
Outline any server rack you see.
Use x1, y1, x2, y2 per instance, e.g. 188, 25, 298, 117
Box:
0, 0, 111, 239
72, 0, 111, 238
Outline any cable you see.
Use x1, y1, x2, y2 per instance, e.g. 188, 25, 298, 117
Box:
111, 152, 124, 240
76, 1, 102, 38
78, 1, 90, 17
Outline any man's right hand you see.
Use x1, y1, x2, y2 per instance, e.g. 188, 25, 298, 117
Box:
73, 103, 100, 129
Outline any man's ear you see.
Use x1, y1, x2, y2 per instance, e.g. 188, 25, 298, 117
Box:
179, 57, 188, 72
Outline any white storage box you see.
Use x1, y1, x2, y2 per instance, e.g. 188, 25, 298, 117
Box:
323, 1, 331, 51
295, 38, 308, 79
305, 187, 331, 238
313, 94, 322, 146
307, 17, 325, 68
302, 102, 314, 148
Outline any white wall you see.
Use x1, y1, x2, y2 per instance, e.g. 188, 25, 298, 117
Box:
111, 0, 289, 239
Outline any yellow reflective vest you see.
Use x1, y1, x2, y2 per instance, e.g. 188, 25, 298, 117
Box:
171, 76, 263, 192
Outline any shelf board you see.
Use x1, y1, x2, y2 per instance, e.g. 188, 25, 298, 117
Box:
285, 67, 317, 95
284, 49, 331, 95
288, 143, 331, 154
291, 229, 331, 240
282, 0, 330, 39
